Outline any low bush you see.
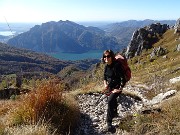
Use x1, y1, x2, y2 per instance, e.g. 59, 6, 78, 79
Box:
8, 79, 80, 135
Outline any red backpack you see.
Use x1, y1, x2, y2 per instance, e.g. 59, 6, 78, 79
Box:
115, 54, 131, 82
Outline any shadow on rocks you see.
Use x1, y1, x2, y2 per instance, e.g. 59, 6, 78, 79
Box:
75, 113, 102, 135
118, 94, 135, 110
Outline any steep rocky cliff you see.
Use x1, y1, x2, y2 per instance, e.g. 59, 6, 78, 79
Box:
125, 23, 169, 58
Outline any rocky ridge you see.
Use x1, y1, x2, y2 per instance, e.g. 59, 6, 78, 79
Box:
125, 23, 169, 58
174, 18, 180, 34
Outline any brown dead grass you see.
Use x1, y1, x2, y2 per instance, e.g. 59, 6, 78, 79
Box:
0, 79, 80, 135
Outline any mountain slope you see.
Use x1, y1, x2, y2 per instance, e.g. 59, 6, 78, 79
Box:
0, 42, 73, 75
130, 29, 180, 86
0, 42, 100, 80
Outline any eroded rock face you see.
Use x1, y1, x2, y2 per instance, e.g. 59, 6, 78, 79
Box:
150, 46, 168, 59
125, 23, 169, 58
174, 18, 180, 34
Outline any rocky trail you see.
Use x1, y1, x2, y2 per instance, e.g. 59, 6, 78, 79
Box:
74, 84, 144, 135
74, 84, 177, 135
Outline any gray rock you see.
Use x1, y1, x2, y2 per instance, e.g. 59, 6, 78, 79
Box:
125, 23, 169, 58
174, 18, 180, 34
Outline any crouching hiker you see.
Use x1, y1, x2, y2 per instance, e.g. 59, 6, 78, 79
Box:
102, 50, 126, 133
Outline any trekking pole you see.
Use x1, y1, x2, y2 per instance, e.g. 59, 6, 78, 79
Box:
95, 91, 112, 105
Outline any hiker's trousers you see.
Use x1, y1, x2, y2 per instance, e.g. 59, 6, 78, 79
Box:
106, 92, 120, 124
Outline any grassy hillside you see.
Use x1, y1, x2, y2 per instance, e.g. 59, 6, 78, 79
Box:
0, 42, 72, 76
129, 29, 180, 95
118, 29, 180, 134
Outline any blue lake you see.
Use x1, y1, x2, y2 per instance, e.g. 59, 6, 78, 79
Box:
0, 31, 16, 36
48, 50, 104, 61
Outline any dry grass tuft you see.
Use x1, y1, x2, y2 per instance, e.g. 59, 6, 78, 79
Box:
122, 90, 142, 101
6, 79, 80, 135
70, 82, 104, 96
4, 123, 53, 135
0, 122, 6, 135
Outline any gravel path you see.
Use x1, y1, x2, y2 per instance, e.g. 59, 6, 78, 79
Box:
75, 91, 143, 135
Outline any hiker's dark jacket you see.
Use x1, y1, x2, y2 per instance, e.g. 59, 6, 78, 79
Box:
104, 61, 126, 90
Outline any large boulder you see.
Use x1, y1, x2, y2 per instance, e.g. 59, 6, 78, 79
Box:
150, 46, 168, 59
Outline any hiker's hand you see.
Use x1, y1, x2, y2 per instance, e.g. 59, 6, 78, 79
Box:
112, 89, 122, 93
102, 86, 108, 93
104, 84, 108, 89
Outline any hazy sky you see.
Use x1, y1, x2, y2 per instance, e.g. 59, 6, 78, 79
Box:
0, 0, 180, 23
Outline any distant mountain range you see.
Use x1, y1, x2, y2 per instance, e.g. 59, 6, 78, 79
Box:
7, 21, 120, 53
6, 19, 176, 54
